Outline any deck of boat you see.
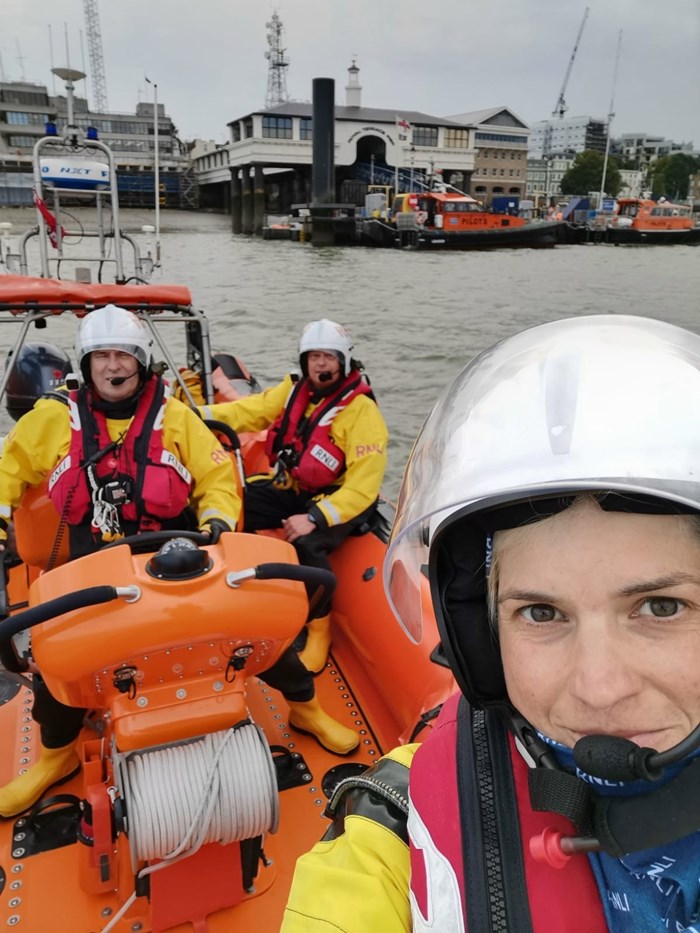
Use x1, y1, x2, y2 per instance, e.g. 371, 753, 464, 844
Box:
0, 649, 399, 932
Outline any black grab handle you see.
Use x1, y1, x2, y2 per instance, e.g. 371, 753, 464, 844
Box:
253, 564, 336, 620
253, 563, 336, 594
204, 419, 242, 452
0, 585, 120, 643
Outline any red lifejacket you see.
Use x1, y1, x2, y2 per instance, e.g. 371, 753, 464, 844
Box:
48, 377, 192, 535
409, 693, 609, 932
264, 373, 372, 492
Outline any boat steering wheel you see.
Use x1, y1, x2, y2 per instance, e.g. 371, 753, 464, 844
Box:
99, 530, 210, 553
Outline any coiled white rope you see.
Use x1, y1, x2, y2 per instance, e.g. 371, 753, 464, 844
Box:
117, 722, 279, 864
101, 723, 279, 932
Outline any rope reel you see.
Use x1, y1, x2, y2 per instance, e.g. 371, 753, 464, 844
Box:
113, 722, 279, 866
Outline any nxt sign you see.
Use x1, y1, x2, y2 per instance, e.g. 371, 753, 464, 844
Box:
347, 126, 396, 145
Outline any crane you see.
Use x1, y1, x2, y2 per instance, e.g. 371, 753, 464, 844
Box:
541, 6, 588, 161
552, 7, 589, 119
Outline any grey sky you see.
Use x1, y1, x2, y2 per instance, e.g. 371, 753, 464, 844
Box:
3, 0, 699, 149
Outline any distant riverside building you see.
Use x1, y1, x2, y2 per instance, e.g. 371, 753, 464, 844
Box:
618, 169, 644, 198
618, 132, 694, 167
445, 107, 529, 205
525, 156, 574, 206
193, 62, 477, 224
689, 171, 700, 204
529, 116, 607, 159
0, 77, 194, 208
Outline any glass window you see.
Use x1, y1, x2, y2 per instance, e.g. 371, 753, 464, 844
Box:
475, 132, 526, 145
8, 135, 36, 147
262, 116, 292, 139
444, 127, 468, 148
300, 117, 313, 140
243, 118, 253, 139
412, 125, 438, 147
231, 123, 241, 142
1, 90, 49, 106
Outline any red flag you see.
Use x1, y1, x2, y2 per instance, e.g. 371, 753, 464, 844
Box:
32, 189, 66, 249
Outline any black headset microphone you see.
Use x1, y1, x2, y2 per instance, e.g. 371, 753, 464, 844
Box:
573, 721, 700, 782
108, 370, 140, 387
318, 372, 334, 383
525, 721, 700, 866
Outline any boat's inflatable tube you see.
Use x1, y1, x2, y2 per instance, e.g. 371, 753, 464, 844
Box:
40, 157, 110, 191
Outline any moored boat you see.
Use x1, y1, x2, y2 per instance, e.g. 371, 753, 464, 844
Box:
591, 197, 700, 245
0, 276, 454, 932
361, 189, 569, 249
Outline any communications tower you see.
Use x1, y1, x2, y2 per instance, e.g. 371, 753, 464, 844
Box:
264, 12, 289, 109
83, 0, 109, 112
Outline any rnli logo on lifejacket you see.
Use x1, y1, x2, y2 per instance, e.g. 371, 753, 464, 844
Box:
309, 444, 340, 473
48, 455, 71, 492
160, 451, 192, 485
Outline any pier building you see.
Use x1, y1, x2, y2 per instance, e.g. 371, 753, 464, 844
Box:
193, 62, 477, 234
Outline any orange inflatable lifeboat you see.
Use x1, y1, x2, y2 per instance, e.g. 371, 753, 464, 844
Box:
0, 277, 454, 932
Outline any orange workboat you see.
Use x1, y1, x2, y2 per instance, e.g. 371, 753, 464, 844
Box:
361, 189, 566, 249
602, 197, 700, 244
0, 276, 454, 932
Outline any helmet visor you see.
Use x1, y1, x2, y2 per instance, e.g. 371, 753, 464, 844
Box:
385, 314, 700, 642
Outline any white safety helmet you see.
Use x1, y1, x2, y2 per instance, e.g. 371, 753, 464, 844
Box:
75, 305, 153, 381
299, 319, 354, 377
384, 314, 700, 710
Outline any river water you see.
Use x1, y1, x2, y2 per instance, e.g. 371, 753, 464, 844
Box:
2, 208, 699, 497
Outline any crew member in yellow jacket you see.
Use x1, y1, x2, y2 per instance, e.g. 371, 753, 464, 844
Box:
0, 307, 357, 820
201, 319, 388, 674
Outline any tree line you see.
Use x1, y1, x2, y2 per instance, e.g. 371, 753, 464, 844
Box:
559, 150, 700, 200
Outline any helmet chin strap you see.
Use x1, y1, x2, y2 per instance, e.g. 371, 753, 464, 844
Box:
506, 709, 700, 866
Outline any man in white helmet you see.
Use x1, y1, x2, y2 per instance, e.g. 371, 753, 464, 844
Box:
0, 304, 241, 817
201, 318, 388, 675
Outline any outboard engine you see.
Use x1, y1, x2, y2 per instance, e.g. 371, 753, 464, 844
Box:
5, 341, 72, 421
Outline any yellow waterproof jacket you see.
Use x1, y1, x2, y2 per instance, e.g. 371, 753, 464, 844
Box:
0, 393, 241, 542
201, 374, 388, 528
281, 744, 416, 933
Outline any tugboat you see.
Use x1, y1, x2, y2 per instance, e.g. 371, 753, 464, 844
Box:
0, 67, 455, 933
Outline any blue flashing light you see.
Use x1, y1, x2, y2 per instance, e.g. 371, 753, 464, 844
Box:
44, 122, 58, 136
86, 126, 99, 140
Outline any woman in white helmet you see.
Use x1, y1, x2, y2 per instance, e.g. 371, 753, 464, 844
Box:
283, 314, 700, 933
0, 304, 240, 819
201, 318, 388, 686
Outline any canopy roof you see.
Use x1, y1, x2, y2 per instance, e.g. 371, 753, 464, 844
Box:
0, 276, 193, 313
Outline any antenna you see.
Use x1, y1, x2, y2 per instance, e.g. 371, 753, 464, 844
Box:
15, 40, 26, 81
598, 31, 623, 210
83, 0, 109, 111
48, 26, 57, 94
265, 11, 290, 108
